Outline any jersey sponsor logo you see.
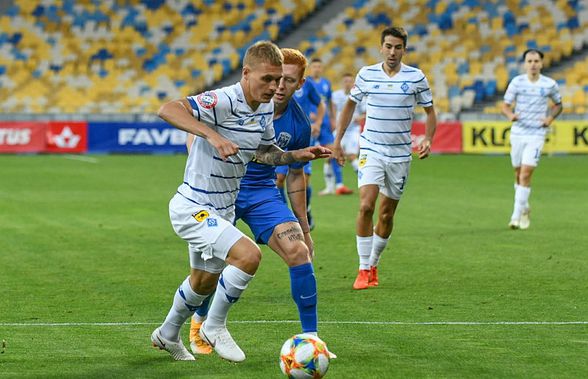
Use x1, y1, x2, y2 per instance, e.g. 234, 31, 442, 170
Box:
276, 132, 292, 148
192, 210, 209, 222
207, 218, 218, 227
196, 91, 218, 109
358, 154, 367, 168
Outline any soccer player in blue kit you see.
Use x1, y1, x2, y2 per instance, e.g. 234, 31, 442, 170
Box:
187, 48, 335, 359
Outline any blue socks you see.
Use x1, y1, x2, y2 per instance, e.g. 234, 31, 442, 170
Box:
289, 263, 318, 333
331, 158, 343, 185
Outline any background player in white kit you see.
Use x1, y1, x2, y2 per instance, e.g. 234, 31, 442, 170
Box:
332, 72, 365, 173
501, 48, 562, 230
150, 41, 331, 362
334, 27, 437, 290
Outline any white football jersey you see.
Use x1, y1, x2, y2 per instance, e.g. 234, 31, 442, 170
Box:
504, 74, 562, 137
178, 82, 275, 220
350, 62, 433, 163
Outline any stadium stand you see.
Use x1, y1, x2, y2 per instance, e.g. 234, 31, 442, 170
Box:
0, 0, 325, 114
297, 0, 588, 115
0, 0, 586, 115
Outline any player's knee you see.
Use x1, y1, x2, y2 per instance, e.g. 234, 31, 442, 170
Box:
285, 242, 311, 266
358, 202, 375, 217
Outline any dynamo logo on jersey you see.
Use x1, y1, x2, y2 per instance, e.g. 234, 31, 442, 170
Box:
276, 132, 292, 148
196, 91, 218, 109
207, 218, 218, 227
401, 82, 409, 93
260, 115, 266, 128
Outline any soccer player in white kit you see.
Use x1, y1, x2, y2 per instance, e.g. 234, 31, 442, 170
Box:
502, 48, 562, 230
334, 27, 437, 290
150, 41, 331, 362
332, 72, 366, 173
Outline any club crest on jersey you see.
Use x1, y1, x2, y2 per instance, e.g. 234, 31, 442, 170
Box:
401, 82, 409, 93
207, 218, 218, 227
192, 210, 209, 222
196, 91, 218, 109
260, 115, 266, 128
276, 132, 292, 148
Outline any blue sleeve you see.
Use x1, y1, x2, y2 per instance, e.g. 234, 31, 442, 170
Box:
288, 108, 312, 169
306, 81, 321, 107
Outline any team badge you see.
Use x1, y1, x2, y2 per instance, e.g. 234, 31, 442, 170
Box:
192, 210, 209, 222
260, 115, 266, 128
196, 91, 218, 109
276, 132, 292, 148
207, 218, 218, 227
358, 154, 367, 168
401, 82, 409, 93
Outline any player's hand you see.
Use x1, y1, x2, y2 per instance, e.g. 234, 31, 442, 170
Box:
208, 134, 239, 160
510, 114, 519, 122
292, 146, 332, 162
418, 138, 432, 159
333, 143, 345, 166
541, 116, 554, 127
303, 231, 314, 260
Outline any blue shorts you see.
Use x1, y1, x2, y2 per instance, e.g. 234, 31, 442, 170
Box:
235, 187, 298, 244
318, 124, 334, 146
275, 163, 312, 177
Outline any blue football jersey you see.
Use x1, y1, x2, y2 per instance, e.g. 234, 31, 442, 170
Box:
240, 99, 312, 188
307, 76, 333, 128
293, 79, 322, 119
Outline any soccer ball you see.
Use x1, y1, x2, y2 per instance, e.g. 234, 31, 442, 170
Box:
279, 333, 330, 378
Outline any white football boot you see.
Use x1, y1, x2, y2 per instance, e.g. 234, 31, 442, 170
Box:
519, 209, 530, 230
199, 322, 246, 362
151, 327, 195, 361
508, 219, 520, 229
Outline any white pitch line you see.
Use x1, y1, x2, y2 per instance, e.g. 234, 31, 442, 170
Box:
63, 154, 99, 163
1, 321, 587, 327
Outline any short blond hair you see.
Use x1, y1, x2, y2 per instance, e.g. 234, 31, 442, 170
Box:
243, 41, 283, 68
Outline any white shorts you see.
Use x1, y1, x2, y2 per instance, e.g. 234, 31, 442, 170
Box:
341, 127, 360, 156
169, 193, 244, 274
357, 153, 410, 200
510, 135, 545, 167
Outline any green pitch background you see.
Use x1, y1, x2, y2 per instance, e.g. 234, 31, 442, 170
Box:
0, 154, 587, 378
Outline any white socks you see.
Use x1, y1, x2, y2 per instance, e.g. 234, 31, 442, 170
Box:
160, 276, 208, 341
511, 184, 531, 221
369, 233, 389, 267
356, 236, 372, 270
205, 265, 254, 329
323, 161, 335, 192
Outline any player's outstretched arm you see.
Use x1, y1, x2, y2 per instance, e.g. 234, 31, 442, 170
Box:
418, 105, 437, 159
158, 98, 238, 160
254, 144, 331, 166
333, 99, 357, 166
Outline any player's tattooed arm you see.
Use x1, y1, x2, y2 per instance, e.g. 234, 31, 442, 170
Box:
253, 144, 332, 166
253, 144, 296, 166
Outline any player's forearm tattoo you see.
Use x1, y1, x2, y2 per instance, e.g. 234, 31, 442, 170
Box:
254, 150, 295, 166
276, 227, 304, 242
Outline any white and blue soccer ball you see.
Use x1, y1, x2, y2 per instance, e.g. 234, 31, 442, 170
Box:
279, 333, 330, 378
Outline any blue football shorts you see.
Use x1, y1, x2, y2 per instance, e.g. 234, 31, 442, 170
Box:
235, 187, 298, 244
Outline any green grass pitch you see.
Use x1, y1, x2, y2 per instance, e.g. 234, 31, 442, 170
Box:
0, 154, 587, 378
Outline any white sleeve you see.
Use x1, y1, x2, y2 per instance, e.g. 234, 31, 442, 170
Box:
186, 90, 232, 126
503, 80, 517, 104
415, 75, 433, 107
349, 70, 368, 104
550, 82, 562, 105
